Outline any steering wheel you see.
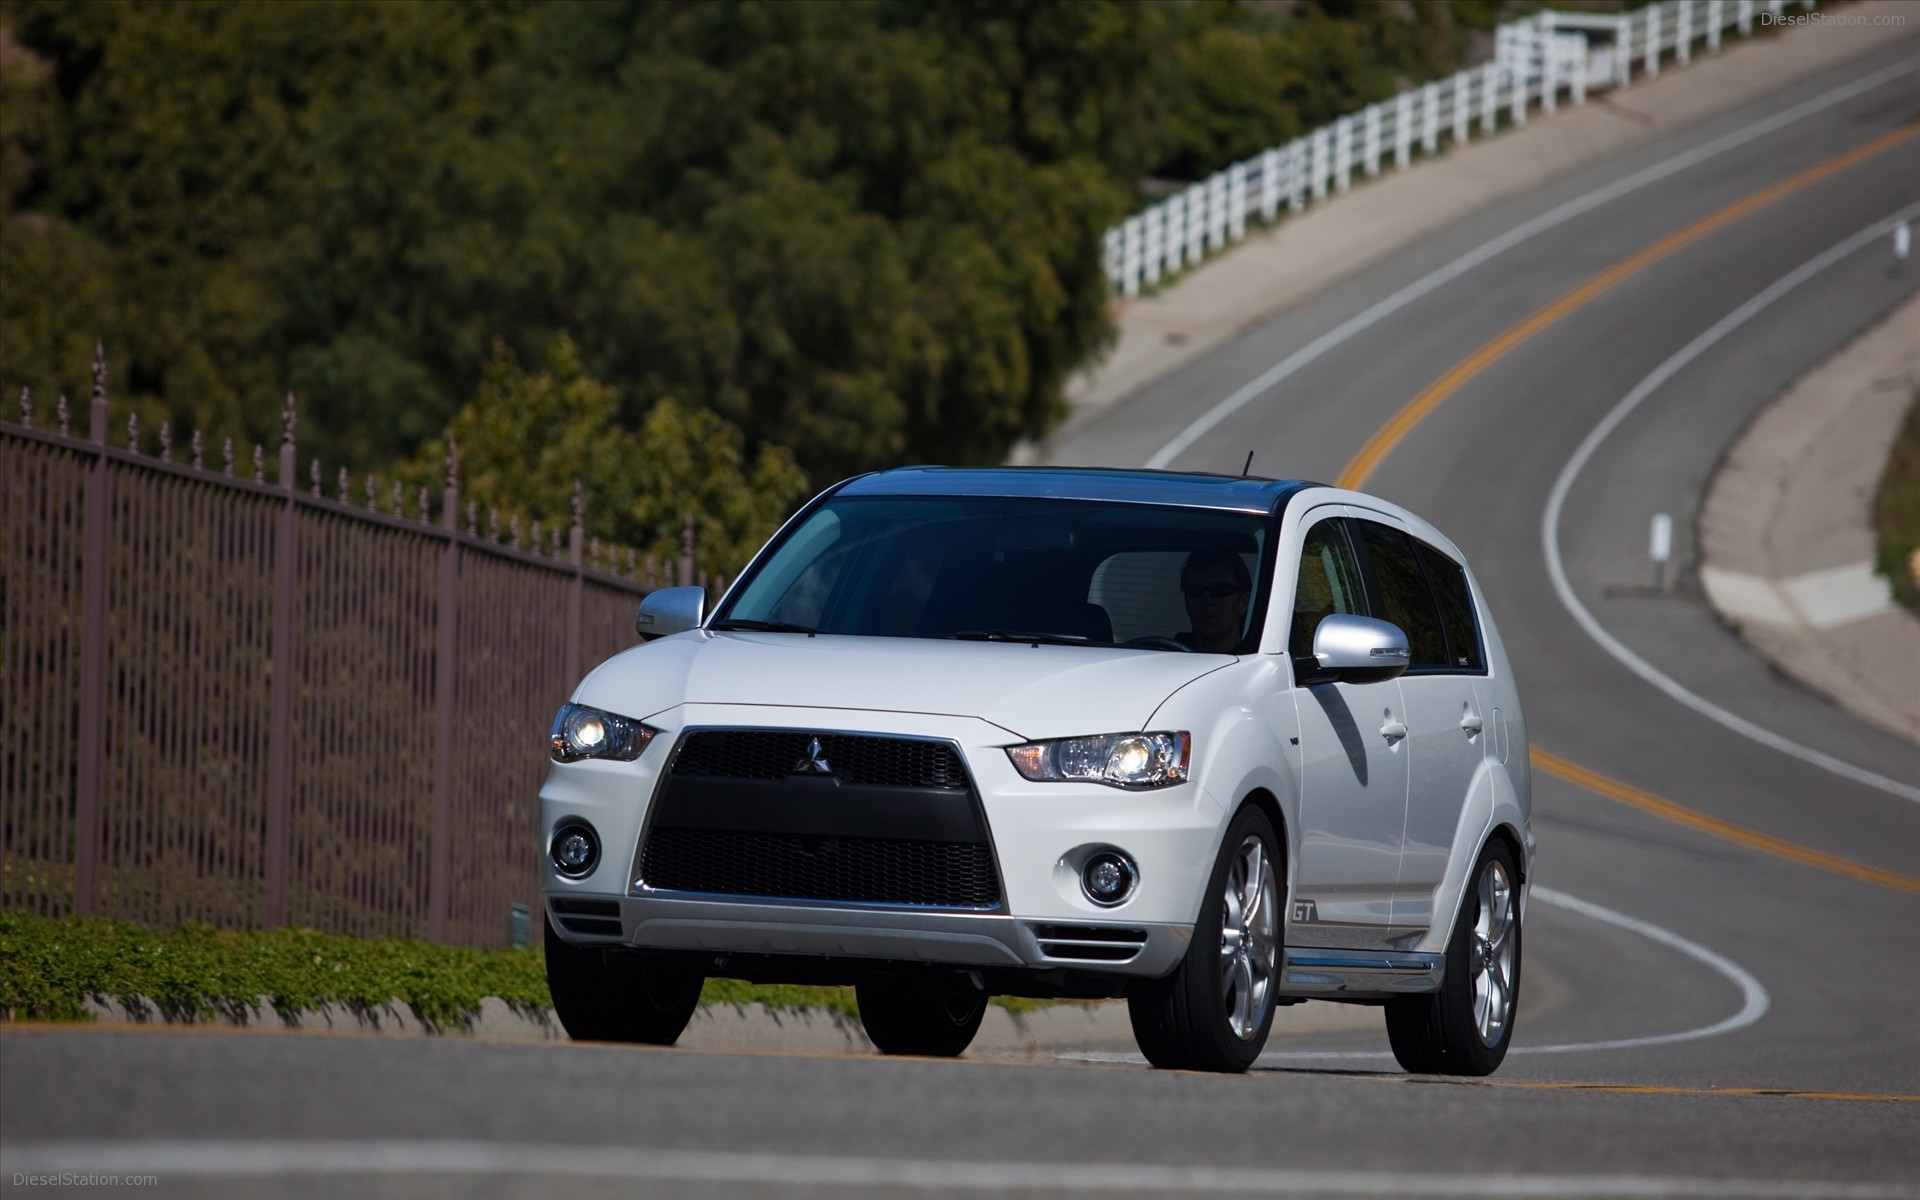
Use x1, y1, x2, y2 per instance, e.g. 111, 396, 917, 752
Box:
1123, 636, 1191, 652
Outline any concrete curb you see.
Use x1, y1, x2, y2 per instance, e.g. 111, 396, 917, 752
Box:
1698, 292, 1920, 746
73, 994, 1383, 1056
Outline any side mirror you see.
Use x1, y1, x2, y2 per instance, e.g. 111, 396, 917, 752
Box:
1310, 613, 1409, 685
636, 586, 706, 641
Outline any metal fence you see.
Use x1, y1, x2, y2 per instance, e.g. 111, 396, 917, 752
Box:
1103, 0, 1820, 295
1, 351, 692, 947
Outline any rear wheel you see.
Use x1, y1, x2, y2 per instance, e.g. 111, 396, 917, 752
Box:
1385, 840, 1521, 1075
855, 978, 988, 1057
1128, 805, 1281, 1073
544, 916, 704, 1044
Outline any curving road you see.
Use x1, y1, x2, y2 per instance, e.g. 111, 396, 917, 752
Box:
5, 32, 1919, 1200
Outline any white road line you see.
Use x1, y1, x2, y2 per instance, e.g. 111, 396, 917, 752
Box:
1143, 56, 1920, 470
1511, 887, 1769, 1054
1540, 204, 1920, 806
1, 1141, 1909, 1197
1061, 886, 1771, 1065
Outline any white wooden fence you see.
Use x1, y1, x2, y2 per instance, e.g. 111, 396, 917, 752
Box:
1103, 0, 1820, 295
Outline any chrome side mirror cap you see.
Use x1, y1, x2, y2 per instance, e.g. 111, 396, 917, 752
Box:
1311, 613, 1410, 685
636, 586, 706, 641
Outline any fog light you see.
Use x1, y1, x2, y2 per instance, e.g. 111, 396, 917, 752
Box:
550, 822, 600, 878
1081, 850, 1137, 907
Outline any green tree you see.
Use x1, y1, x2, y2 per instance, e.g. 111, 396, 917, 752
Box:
405, 336, 808, 580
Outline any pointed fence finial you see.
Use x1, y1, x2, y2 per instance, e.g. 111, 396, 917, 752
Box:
417, 486, 428, 521
489, 507, 500, 542
310, 458, 322, 496
126, 412, 139, 452
390, 481, 402, 515
57, 395, 70, 436
18, 387, 30, 427
282, 392, 297, 446
92, 342, 107, 405
337, 467, 349, 502
572, 480, 584, 527
530, 519, 543, 553
364, 476, 375, 510
158, 421, 172, 461
445, 437, 459, 494
467, 501, 478, 537
223, 438, 235, 476
253, 444, 265, 482
192, 430, 204, 470
510, 513, 522, 549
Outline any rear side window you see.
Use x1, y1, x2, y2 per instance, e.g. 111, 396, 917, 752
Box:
1355, 520, 1447, 669
1415, 540, 1486, 673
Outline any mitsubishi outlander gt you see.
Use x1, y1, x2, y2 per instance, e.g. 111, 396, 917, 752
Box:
540, 467, 1532, 1074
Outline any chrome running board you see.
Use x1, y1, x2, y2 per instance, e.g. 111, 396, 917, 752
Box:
1281, 947, 1443, 995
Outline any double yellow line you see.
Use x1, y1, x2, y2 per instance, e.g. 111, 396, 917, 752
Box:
1336, 122, 1920, 896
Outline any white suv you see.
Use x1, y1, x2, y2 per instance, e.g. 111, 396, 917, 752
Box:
541, 467, 1531, 1074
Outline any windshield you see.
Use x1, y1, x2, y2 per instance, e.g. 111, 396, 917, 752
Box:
714, 495, 1273, 652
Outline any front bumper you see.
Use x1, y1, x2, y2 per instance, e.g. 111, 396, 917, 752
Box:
548, 892, 1193, 977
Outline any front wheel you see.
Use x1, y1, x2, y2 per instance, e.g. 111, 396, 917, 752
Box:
1385, 840, 1522, 1075
855, 978, 988, 1057
545, 917, 704, 1044
1127, 805, 1281, 1073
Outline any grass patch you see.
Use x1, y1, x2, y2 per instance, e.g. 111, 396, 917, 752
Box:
1873, 390, 1920, 613
0, 910, 1060, 1029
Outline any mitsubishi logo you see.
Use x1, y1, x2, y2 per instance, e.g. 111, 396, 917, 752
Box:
794, 736, 833, 776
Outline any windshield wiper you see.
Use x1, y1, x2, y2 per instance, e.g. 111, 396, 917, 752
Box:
947, 630, 1095, 647
710, 619, 821, 635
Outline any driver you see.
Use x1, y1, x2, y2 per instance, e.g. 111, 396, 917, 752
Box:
1177, 549, 1254, 653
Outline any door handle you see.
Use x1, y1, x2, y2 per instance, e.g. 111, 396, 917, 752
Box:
1460, 713, 1483, 734
1380, 719, 1407, 741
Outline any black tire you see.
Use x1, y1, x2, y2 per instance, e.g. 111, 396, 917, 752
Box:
855, 979, 988, 1057
544, 916, 704, 1044
1127, 805, 1282, 1073
1385, 839, 1522, 1076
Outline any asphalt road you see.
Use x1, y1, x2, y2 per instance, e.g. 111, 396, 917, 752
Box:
5, 34, 1919, 1200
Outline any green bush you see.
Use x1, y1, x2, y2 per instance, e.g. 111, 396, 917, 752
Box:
1872, 392, 1920, 612
0, 909, 861, 1028
0, 910, 1049, 1028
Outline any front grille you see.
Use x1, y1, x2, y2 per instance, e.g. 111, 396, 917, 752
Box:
639, 827, 1000, 908
672, 730, 968, 789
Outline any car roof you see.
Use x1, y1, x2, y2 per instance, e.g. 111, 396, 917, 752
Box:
837, 466, 1321, 515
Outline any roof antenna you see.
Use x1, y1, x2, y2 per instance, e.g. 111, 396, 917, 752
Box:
1241, 451, 1255, 477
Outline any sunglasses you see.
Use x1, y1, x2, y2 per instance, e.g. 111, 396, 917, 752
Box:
1183, 583, 1247, 600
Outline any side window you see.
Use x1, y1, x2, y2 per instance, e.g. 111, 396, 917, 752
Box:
1415, 540, 1485, 673
1289, 519, 1365, 658
1355, 520, 1447, 669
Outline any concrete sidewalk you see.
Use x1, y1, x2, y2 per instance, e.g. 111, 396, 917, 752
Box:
1041, 0, 1919, 449
1699, 293, 1920, 745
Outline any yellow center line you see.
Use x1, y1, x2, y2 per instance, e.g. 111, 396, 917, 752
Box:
1533, 748, 1920, 895
1334, 123, 1920, 897
1407, 1077, 1920, 1103
1336, 120, 1920, 491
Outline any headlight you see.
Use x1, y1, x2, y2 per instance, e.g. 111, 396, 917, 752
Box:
1005, 731, 1190, 789
550, 703, 656, 763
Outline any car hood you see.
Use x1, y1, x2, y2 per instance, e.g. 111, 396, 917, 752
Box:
572, 631, 1235, 740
